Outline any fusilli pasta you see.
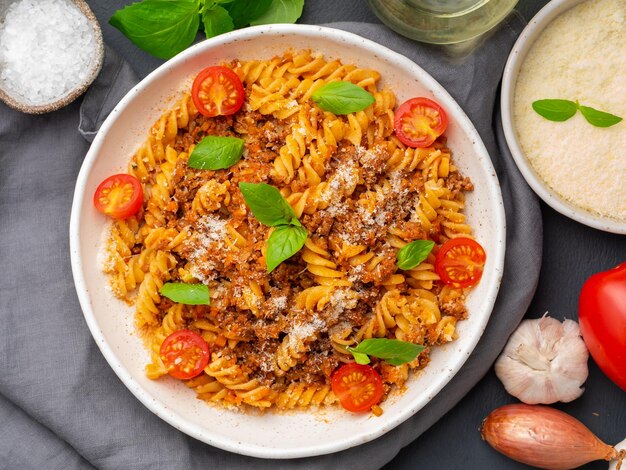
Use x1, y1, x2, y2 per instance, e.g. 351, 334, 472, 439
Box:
104, 50, 477, 413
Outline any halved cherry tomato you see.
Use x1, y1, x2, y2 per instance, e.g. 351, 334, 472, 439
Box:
394, 97, 448, 148
435, 237, 486, 288
331, 363, 384, 412
578, 262, 626, 391
191, 65, 245, 118
160, 330, 210, 380
93, 174, 143, 219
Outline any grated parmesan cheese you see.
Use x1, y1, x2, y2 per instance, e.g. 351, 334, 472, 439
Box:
326, 288, 359, 322
269, 295, 288, 312
187, 215, 229, 282
288, 316, 325, 350
513, 0, 626, 222
0, 0, 97, 104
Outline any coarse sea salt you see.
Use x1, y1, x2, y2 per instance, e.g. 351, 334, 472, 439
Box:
0, 0, 97, 104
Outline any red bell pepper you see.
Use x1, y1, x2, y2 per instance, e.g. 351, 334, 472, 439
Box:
578, 262, 626, 392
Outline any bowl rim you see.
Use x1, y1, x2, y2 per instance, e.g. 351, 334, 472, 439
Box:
70, 23, 506, 458
0, 0, 104, 114
500, 0, 626, 234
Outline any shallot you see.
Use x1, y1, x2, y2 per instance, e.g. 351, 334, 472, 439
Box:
480, 404, 622, 469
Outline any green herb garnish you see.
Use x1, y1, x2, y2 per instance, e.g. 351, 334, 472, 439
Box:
347, 338, 425, 366
188, 136, 245, 170
250, 0, 305, 25
238, 182, 300, 227
110, 0, 305, 60
265, 224, 308, 273
532, 99, 622, 128
110, 0, 200, 60
531, 99, 578, 122
225, 0, 272, 28
578, 105, 623, 128
238, 182, 307, 272
201, 5, 234, 39
311, 81, 375, 115
160, 282, 210, 305
396, 240, 435, 270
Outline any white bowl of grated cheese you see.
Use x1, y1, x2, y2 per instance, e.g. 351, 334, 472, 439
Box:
0, 0, 104, 114
501, 0, 626, 234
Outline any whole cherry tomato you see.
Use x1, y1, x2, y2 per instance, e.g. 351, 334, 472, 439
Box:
578, 262, 626, 392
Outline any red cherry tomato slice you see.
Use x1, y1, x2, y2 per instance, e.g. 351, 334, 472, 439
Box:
191, 65, 245, 118
578, 263, 626, 391
331, 363, 384, 412
394, 97, 448, 148
93, 174, 143, 219
160, 330, 210, 380
435, 238, 486, 288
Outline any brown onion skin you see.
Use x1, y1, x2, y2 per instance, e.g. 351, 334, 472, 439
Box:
480, 404, 616, 469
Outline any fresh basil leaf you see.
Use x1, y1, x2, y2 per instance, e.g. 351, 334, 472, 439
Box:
225, 0, 272, 28
348, 338, 424, 366
250, 0, 304, 25
578, 105, 623, 128
265, 225, 307, 272
311, 81, 375, 115
238, 182, 299, 227
201, 5, 234, 38
531, 99, 577, 122
351, 351, 370, 365
188, 136, 244, 170
109, 0, 200, 60
160, 282, 210, 305
396, 240, 435, 270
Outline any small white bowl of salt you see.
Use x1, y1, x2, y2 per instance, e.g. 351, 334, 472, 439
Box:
0, 0, 104, 114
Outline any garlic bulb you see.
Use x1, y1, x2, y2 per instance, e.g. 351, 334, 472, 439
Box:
495, 315, 589, 404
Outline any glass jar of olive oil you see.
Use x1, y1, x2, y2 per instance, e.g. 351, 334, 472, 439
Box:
367, 0, 518, 44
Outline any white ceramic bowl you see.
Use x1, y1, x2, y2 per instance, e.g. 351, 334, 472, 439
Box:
70, 25, 505, 458
501, 0, 626, 234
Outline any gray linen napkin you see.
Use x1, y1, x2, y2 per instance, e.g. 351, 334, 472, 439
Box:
0, 18, 540, 469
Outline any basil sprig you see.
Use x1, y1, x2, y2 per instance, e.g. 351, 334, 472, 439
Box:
396, 240, 435, 270
238, 182, 307, 272
347, 338, 425, 366
532, 99, 622, 128
110, 0, 305, 60
160, 282, 210, 305
188, 136, 245, 170
311, 81, 375, 115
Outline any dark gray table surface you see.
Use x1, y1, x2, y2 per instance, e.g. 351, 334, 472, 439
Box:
83, 1, 626, 468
